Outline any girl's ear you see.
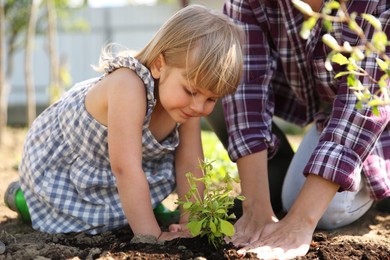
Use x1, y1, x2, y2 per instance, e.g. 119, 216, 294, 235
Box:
150, 54, 166, 79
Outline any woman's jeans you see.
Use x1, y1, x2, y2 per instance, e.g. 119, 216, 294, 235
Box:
282, 125, 374, 229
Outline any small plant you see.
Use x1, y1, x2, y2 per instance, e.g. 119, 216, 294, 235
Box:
177, 160, 244, 249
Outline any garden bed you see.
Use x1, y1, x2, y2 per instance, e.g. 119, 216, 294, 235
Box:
1, 127, 389, 259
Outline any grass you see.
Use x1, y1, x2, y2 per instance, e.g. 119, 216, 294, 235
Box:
201, 130, 238, 180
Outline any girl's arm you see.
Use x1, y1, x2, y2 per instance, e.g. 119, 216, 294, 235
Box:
101, 68, 161, 238
174, 117, 205, 223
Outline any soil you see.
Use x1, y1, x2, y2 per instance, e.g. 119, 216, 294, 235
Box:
1, 127, 390, 260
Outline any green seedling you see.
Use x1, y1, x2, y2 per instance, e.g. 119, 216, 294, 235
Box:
177, 160, 244, 249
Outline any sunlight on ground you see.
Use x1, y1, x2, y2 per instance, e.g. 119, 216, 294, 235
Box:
286, 135, 303, 153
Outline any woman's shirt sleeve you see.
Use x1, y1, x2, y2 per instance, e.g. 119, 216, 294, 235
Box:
223, 0, 278, 162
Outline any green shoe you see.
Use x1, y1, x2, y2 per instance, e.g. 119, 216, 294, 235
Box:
4, 181, 31, 223
153, 203, 180, 227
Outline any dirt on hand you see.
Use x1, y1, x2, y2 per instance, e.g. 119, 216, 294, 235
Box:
1, 127, 389, 260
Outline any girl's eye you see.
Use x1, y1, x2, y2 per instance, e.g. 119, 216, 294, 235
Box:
208, 97, 218, 103
184, 88, 196, 96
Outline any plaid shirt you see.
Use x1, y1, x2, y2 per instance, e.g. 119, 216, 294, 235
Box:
223, 0, 390, 200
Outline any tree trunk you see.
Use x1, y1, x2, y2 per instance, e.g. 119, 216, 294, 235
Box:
46, 0, 61, 104
24, 0, 40, 127
0, 0, 5, 146
179, 0, 189, 8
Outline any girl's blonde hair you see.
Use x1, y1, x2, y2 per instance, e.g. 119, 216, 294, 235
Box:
97, 4, 244, 96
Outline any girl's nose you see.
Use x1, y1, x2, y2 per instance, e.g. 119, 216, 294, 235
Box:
190, 99, 206, 115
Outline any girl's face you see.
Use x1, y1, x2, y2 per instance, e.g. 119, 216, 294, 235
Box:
155, 65, 220, 124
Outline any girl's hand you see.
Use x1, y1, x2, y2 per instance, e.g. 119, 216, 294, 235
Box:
168, 223, 190, 233
131, 226, 191, 244
157, 223, 191, 242
158, 229, 192, 242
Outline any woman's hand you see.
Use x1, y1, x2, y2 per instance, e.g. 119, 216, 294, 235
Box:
236, 174, 339, 259
236, 216, 314, 259
225, 204, 278, 247
227, 151, 278, 246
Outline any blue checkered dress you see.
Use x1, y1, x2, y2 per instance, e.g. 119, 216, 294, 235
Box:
19, 56, 178, 234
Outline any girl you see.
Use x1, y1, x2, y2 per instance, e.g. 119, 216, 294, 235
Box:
18, 4, 243, 242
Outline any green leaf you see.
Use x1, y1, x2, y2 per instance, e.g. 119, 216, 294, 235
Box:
201, 208, 211, 214
322, 19, 333, 32
355, 101, 363, 109
347, 74, 357, 86
372, 106, 380, 116
202, 219, 209, 228
301, 16, 318, 39
331, 53, 349, 65
220, 219, 235, 237
352, 48, 365, 61
325, 59, 333, 71
209, 220, 216, 233
354, 91, 364, 101
228, 213, 236, 219
322, 34, 341, 51
187, 220, 203, 237
324, 1, 340, 10
376, 58, 389, 71
379, 74, 389, 88
300, 26, 311, 40
373, 31, 388, 52
335, 71, 351, 78
237, 195, 246, 201
342, 41, 353, 52
213, 230, 223, 237
291, 0, 314, 16
362, 13, 382, 31
183, 202, 192, 209
363, 89, 372, 100
367, 99, 387, 107
349, 82, 365, 91
212, 200, 218, 210
216, 209, 226, 214
348, 15, 364, 35
347, 59, 359, 71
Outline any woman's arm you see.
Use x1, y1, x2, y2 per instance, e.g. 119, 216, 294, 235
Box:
223, 0, 281, 245
225, 150, 278, 246
237, 174, 339, 259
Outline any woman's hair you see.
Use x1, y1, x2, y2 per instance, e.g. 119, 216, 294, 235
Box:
96, 5, 244, 96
